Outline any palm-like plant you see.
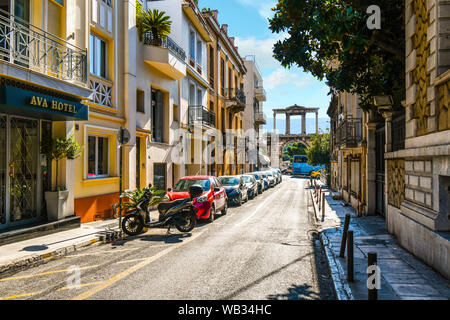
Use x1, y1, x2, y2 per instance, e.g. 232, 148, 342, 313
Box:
119, 186, 166, 212
136, 4, 172, 45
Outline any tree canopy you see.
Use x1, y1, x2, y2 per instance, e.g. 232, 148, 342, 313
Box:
306, 133, 330, 168
269, 0, 405, 110
283, 142, 307, 161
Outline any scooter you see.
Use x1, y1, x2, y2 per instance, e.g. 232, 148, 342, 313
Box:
121, 184, 205, 236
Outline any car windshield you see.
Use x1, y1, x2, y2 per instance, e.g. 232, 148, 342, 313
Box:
267, 172, 273, 177
262, 174, 267, 178
252, 174, 260, 179
219, 177, 239, 186
173, 179, 210, 192
294, 156, 307, 163
243, 176, 253, 183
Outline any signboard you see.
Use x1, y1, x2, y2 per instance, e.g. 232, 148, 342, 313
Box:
0, 85, 89, 121
117, 127, 130, 145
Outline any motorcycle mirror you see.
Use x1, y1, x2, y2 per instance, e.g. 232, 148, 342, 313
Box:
167, 188, 172, 192
189, 184, 203, 199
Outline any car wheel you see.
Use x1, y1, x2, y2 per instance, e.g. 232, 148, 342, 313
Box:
221, 202, 228, 215
207, 204, 215, 223
238, 195, 243, 206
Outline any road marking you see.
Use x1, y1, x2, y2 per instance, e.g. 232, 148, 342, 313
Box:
65, 248, 140, 258
234, 186, 282, 227
0, 291, 43, 300
71, 231, 205, 300
57, 281, 106, 291
0, 265, 99, 282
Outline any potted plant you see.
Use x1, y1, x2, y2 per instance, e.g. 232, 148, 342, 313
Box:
41, 135, 81, 221
136, 1, 172, 45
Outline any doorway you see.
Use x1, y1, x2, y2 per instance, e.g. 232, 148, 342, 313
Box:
0, 114, 41, 229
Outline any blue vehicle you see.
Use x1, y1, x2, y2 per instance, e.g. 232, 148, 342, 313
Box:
292, 155, 325, 176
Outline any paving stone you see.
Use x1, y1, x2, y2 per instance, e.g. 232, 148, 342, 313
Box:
390, 283, 441, 297
382, 273, 430, 285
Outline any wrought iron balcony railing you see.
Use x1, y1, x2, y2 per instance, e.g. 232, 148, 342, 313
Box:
224, 88, 246, 105
254, 112, 266, 125
0, 8, 87, 85
143, 33, 186, 62
188, 105, 216, 128
336, 117, 362, 148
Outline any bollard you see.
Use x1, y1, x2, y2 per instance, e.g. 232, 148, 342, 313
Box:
347, 230, 354, 282
339, 214, 351, 258
368, 252, 378, 300
322, 192, 326, 218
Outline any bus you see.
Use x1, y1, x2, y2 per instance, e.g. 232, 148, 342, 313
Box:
292, 155, 325, 176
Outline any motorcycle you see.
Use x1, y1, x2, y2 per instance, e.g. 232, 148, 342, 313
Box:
121, 184, 205, 236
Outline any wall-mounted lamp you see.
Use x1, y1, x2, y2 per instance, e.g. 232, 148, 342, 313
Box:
67, 32, 75, 41
373, 95, 394, 112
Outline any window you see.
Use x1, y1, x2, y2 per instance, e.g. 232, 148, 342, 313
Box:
189, 30, 195, 61
90, 34, 107, 78
220, 58, 225, 95
209, 47, 214, 84
151, 89, 164, 143
197, 88, 203, 106
136, 89, 145, 113
154, 163, 167, 192
88, 136, 109, 178
196, 40, 202, 65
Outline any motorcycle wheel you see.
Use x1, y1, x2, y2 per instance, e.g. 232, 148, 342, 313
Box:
221, 202, 228, 215
122, 214, 144, 236
175, 216, 197, 233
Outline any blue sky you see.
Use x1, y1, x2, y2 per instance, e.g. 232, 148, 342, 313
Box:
199, 0, 331, 120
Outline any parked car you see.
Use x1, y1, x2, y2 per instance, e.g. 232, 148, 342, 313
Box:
260, 172, 269, 190
218, 175, 248, 206
270, 167, 281, 184
242, 174, 258, 199
250, 172, 264, 194
167, 176, 227, 222
265, 171, 276, 187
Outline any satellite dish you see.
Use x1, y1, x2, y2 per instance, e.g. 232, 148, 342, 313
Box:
117, 127, 130, 145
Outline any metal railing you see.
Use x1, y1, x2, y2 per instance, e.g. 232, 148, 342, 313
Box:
254, 112, 266, 124
336, 117, 362, 148
0, 8, 87, 85
224, 88, 246, 105
143, 33, 186, 62
188, 105, 216, 128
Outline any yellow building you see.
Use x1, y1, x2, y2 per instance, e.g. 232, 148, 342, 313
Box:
203, 9, 247, 177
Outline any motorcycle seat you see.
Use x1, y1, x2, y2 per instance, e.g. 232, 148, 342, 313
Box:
157, 198, 189, 214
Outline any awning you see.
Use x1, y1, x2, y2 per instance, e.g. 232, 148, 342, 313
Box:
0, 85, 89, 121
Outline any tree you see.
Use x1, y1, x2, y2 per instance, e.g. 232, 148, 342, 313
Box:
41, 135, 82, 191
283, 142, 307, 162
306, 133, 330, 169
269, 0, 405, 110
136, 3, 172, 44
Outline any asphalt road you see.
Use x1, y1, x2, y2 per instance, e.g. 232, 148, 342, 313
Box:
0, 176, 335, 300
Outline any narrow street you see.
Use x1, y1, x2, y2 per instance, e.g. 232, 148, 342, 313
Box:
0, 177, 334, 300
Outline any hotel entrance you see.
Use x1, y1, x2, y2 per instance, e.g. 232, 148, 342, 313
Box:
0, 114, 49, 229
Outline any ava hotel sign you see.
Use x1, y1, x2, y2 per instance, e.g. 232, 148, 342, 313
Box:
0, 85, 88, 120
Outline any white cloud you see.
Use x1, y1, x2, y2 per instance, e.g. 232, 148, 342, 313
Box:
234, 0, 277, 20
235, 34, 286, 70
265, 68, 311, 90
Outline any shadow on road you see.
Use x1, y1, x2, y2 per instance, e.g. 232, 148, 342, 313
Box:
267, 283, 320, 300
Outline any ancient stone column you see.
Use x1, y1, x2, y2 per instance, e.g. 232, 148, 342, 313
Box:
302, 113, 306, 135
316, 111, 319, 135
286, 114, 291, 134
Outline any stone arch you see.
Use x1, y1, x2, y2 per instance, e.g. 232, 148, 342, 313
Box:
279, 139, 311, 165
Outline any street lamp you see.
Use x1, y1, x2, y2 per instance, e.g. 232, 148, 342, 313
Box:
373, 95, 394, 112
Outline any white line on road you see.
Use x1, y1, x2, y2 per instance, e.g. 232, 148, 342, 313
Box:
234, 186, 283, 227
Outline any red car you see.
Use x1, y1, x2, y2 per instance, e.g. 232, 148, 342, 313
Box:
167, 176, 228, 222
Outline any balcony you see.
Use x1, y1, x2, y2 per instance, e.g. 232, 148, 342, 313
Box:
188, 105, 216, 128
0, 9, 87, 87
255, 86, 266, 101
336, 117, 362, 149
224, 88, 246, 113
254, 112, 267, 125
143, 33, 186, 80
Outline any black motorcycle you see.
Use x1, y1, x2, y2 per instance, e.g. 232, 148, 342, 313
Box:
121, 185, 204, 236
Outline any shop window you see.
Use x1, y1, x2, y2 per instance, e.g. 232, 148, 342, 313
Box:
89, 34, 107, 79
88, 136, 109, 178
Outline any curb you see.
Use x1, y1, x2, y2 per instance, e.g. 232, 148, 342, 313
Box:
309, 186, 354, 300
0, 228, 123, 277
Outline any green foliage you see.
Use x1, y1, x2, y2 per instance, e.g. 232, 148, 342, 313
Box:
269, 0, 405, 110
283, 142, 307, 162
41, 135, 82, 191
120, 186, 166, 212
306, 132, 330, 168
136, 2, 172, 43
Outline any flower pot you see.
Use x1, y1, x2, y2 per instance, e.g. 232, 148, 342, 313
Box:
45, 190, 69, 221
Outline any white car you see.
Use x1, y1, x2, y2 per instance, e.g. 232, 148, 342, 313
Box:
265, 171, 276, 187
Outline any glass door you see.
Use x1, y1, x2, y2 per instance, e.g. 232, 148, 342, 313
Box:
0, 115, 6, 225
8, 116, 39, 224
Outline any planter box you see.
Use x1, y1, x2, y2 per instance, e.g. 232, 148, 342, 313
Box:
45, 190, 69, 221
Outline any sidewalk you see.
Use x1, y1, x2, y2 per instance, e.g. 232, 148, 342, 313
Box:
310, 181, 450, 300
0, 218, 122, 276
